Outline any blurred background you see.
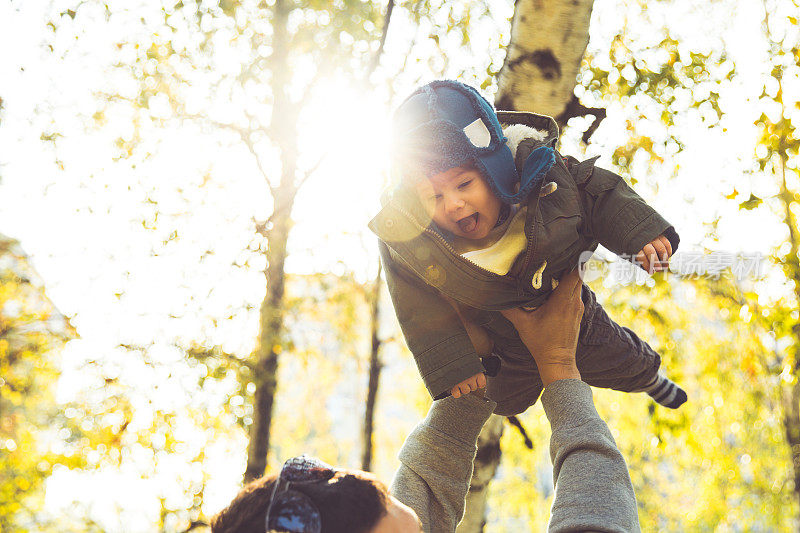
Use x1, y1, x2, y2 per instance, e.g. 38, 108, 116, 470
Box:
1, 0, 799, 530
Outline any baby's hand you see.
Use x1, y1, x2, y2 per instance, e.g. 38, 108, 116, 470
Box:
450, 372, 486, 398
635, 234, 672, 273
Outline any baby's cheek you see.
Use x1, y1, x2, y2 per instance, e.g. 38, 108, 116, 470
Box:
430, 211, 450, 229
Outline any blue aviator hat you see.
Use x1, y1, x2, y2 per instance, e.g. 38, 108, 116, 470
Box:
392, 79, 555, 204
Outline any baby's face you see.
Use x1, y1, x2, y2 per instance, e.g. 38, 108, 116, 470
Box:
414, 165, 502, 240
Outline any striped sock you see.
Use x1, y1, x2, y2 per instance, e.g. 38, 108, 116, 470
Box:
639, 374, 687, 409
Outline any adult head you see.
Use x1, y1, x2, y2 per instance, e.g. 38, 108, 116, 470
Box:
211, 455, 422, 533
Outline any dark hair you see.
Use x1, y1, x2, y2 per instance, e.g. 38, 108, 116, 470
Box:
211, 470, 389, 533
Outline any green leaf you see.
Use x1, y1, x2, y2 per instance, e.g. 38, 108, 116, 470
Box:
739, 194, 762, 210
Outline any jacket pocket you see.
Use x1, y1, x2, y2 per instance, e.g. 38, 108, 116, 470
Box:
536, 210, 583, 266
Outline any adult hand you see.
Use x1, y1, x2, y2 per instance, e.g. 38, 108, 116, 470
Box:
500, 268, 584, 386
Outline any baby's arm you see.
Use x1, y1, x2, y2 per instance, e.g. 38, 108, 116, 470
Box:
569, 157, 679, 269
443, 296, 493, 398
379, 242, 485, 400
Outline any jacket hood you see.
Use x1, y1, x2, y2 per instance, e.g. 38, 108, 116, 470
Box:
497, 111, 559, 166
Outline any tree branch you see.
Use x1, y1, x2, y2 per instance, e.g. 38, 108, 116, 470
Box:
364, 0, 395, 82
294, 154, 326, 189
505, 415, 533, 449
119, 342, 252, 370
181, 520, 209, 532
555, 94, 607, 144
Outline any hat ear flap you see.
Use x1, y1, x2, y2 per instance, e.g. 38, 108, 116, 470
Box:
514, 146, 556, 202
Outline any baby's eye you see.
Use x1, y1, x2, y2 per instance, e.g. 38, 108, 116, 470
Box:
457, 180, 473, 190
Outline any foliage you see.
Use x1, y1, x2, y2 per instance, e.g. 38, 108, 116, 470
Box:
0, 236, 76, 530
577, 1, 735, 176
486, 0, 800, 529
4, 0, 800, 529
486, 275, 794, 531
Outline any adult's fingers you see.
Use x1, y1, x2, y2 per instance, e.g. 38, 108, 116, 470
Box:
553, 267, 582, 302
545, 268, 582, 310
563, 267, 583, 301
476, 373, 487, 389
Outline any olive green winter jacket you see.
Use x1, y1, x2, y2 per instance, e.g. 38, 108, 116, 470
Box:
368, 111, 679, 400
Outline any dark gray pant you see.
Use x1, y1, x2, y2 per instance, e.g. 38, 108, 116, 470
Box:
485, 284, 661, 416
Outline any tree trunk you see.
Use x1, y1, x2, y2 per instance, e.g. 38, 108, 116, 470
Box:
244, 0, 298, 483
361, 264, 383, 472
457, 0, 598, 525
496, 0, 595, 120
456, 415, 504, 533
783, 380, 800, 508
777, 150, 800, 510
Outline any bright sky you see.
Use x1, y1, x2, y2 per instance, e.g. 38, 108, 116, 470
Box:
0, 0, 794, 528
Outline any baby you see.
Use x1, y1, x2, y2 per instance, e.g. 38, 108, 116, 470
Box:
369, 80, 685, 416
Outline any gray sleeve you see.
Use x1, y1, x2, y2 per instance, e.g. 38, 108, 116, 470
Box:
541, 379, 640, 533
389, 393, 496, 533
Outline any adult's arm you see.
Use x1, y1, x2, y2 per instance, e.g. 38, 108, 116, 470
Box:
389, 393, 495, 533
502, 270, 640, 532
393, 270, 639, 532
541, 379, 640, 533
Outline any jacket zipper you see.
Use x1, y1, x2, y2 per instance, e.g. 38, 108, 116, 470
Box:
519, 156, 564, 283
521, 217, 536, 275
519, 182, 545, 285
390, 202, 511, 279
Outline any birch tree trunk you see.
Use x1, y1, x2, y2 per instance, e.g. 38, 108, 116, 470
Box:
458, 0, 598, 528
496, 0, 595, 121
456, 415, 504, 533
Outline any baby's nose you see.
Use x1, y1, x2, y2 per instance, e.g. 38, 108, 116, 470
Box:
445, 195, 465, 213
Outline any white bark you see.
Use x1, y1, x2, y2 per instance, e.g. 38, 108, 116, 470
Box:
457, 0, 598, 527
496, 0, 596, 119
456, 415, 504, 533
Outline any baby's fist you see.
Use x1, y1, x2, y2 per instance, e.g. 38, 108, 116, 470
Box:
636, 234, 672, 273
450, 372, 486, 398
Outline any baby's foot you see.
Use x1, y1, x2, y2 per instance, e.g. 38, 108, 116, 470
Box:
639, 374, 687, 409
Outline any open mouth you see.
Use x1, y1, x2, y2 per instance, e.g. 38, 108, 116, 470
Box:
457, 213, 479, 234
